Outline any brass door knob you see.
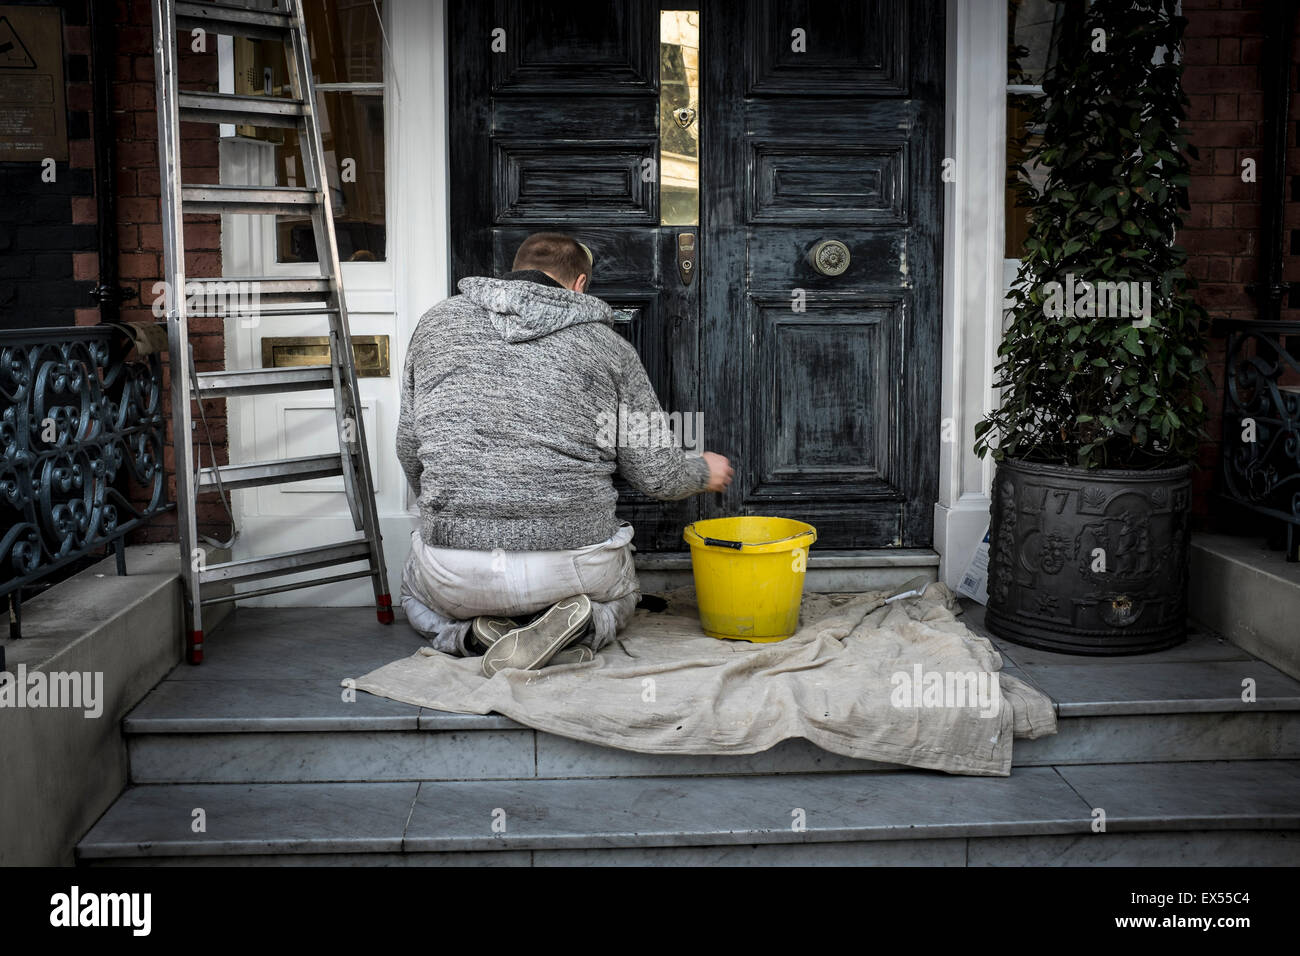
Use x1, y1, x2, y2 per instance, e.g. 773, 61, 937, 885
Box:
808, 239, 851, 277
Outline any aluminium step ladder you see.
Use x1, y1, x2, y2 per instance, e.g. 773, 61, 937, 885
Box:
151, 0, 393, 663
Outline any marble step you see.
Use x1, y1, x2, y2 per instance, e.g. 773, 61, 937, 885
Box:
120, 605, 1300, 784
76, 760, 1300, 865
122, 681, 1300, 784
121, 623, 1300, 784
1190, 533, 1300, 682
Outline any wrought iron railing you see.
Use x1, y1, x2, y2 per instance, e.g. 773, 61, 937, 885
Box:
1215, 319, 1300, 560
1, 326, 171, 641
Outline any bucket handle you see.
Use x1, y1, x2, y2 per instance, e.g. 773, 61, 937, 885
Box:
699, 529, 815, 550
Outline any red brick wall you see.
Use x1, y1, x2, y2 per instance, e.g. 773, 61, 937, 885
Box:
109, 0, 230, 544
1181, 0, 1294, 525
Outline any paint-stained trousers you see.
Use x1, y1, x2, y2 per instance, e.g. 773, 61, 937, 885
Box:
399, 522, 640, 656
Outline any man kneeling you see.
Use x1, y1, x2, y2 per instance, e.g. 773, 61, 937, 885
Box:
396, 232, 733, 676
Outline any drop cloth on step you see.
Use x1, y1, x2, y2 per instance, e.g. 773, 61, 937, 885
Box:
347, 584, 1057, 776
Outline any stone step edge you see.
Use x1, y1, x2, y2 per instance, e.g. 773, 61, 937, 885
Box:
76, 816, 1300, 860
122, 697, 1300, 735
76, 774, 1300, 860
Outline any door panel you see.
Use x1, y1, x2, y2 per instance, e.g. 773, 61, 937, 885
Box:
493, 140, 657, 223
702, 0, 943, 549
491, 0, 655, 93
745, 0, 907, 96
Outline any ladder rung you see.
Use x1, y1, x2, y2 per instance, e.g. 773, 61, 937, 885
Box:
186, 306, 340, 318
182, 185, 319, 215
197, 453, 343, 492
200, 568, 378, 606
185, 276, 333, 300
197, 539, 374, 587
195, 365, 335, 398
179, 92, 306, 128
175, 2, 294, 41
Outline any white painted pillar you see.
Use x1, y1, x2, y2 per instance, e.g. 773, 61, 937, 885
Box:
935, 0, 1007, 588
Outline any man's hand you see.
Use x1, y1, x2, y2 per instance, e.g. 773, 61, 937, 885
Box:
702, 452, 734, 492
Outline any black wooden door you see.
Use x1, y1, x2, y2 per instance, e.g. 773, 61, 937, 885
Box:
702, 0, 944, 549
448, 0, 943, 552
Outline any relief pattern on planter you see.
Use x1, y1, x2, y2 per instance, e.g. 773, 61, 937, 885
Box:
986, 460, 1190, 654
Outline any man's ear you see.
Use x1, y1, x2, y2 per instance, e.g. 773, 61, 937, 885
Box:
572, 274, 589, 294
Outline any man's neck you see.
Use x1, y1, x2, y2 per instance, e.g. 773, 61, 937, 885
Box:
502, 269, 564, 289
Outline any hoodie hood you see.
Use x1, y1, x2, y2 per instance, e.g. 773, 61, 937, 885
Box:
458, 275, 614, 344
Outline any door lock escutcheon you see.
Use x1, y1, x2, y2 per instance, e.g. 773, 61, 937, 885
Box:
677, 232, 696, 286
809, 239, 851, 277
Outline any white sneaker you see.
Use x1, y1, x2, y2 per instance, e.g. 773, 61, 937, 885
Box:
480, 595, 593, 677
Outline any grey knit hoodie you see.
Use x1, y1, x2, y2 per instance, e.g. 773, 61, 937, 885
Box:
396, 273, 712, 551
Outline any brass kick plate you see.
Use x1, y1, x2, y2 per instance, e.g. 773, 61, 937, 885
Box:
261, 335, 390, 378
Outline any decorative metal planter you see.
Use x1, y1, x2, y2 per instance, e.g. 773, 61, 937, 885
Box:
985, 459, 1192, 655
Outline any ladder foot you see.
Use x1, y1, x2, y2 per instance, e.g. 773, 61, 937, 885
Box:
376, 594, 394, 625
187, 630, 204, 664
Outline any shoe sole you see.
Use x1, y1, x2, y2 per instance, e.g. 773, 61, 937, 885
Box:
549, 645, 595, 666
481, 595, 592, 677
471, 616, 517, 653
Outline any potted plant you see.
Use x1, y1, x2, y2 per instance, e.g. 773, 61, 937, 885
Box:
973, 0, 1212, 654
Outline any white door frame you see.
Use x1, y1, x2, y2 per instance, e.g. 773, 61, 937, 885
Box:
935, 0, 1007, 588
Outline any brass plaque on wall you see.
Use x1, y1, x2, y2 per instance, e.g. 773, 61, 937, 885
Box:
261, 335, 389, 378
0, 6, 68, 161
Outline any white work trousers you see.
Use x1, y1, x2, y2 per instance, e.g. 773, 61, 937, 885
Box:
399, 522, 640, 656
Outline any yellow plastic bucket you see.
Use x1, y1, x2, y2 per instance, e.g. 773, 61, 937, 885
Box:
683, 516, 817, 642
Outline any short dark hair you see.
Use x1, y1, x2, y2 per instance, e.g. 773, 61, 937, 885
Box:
512, 232, 592, 286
